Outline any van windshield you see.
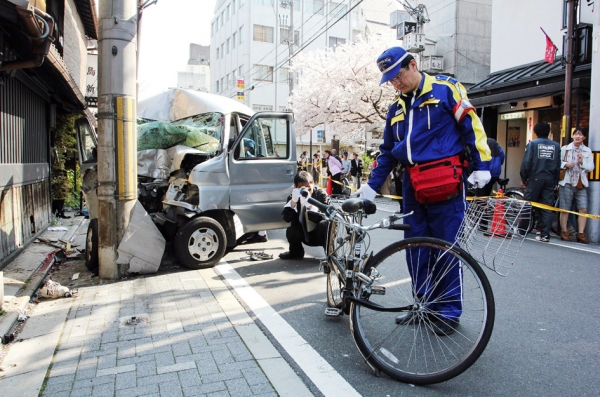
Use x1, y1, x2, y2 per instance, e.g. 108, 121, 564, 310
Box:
137, 112, 225, 154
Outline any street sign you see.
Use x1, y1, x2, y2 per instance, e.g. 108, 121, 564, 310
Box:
316, 129, 324, 143
396, 21, 417, 40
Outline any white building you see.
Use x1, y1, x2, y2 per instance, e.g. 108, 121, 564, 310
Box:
210, 0, 366, 115
177, 44, 211, 92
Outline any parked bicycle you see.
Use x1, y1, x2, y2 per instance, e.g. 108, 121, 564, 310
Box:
302, 190, 495, 385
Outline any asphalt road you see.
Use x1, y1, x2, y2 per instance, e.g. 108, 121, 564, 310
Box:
221, 199, 600, 397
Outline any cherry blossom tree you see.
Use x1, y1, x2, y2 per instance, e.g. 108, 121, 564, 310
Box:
290, 30, 398, 141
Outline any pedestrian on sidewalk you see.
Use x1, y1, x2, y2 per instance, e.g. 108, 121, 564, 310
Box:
519, 122, 561, 242
558, 127, 595, 243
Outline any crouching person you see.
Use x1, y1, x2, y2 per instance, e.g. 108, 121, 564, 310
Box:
279, 171, 330, 260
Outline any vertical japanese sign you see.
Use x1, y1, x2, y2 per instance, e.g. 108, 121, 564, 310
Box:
237, 78, 244, 102
86, 53, 98, 107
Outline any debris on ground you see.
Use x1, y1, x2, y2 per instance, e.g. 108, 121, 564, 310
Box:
245, 251, 273, 261
39, 279, 76, 299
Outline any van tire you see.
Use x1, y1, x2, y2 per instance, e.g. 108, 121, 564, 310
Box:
174, 217, 227, 269
85, 219, 99, 273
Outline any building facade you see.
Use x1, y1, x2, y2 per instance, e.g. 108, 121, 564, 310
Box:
468, 0, 593, 190
0, 0, 96, 264
177, 44, 211, 92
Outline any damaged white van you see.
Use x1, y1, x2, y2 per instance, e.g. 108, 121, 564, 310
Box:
76, 89, 297, 272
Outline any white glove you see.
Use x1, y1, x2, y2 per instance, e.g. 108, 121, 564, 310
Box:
300, 195, 312, 209
468, 170, 492, 189
291, 188, 302, 203
354, 184, 377, 202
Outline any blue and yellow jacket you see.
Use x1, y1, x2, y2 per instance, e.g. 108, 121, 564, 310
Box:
369, 73, 491, 190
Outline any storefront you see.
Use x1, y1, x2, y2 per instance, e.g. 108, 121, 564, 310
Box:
469, 59, 591, 187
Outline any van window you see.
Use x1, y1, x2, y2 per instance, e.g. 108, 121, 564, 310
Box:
236, 116, 288, 159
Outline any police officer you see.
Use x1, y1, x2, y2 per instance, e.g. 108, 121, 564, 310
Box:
355, 46, 491, 336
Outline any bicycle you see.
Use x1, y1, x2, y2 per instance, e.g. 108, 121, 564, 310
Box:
303, 191, 495, 385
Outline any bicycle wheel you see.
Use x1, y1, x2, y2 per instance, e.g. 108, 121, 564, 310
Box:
350, 237, 495, 385
325, 216, 352, 309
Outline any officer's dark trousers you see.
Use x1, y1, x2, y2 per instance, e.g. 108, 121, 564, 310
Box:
286, 222, 328, 256
522, 178, 555, 238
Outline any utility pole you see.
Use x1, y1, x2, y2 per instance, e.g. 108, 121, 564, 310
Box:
587, 0, 600, 243
562, 0, 577, 145
97, 0, 138, 279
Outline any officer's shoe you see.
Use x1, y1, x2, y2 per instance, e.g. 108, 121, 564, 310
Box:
245, 234, 268, 244
278, 251, 304, 260
395, 311, 433, 325
432, 318, 460, 336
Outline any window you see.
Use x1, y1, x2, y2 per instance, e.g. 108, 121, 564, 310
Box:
216, 80, 220, 92
221, 10, 225, 26
239, 0, 244, 5
280, 28, 299, 45
254, 65, 273, 82
279, 68, 288, 83
232, 0, 237, 13
239, 26, 244, 43
232, 32, 237, 48
225, 74, 230, 90
216, 47, 220, 59
330, 2, 347, 20
221, 77, 224, 92
221, 43, 224, 57
253, 0, 272, 5
239, 65, 243, 76
226, 38, 230, 54
329, 36, 346, 48
211, 22, 214, 37
236, 115, 288, 159
306, 0, 324, 15
226, 5, 230, 20
253, 25, 274, 43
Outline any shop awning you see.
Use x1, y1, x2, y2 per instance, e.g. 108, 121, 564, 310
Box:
467, 59, 591, 107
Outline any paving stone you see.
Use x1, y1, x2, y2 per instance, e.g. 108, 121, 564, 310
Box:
116, 371, 137, 390
155, 351, 176, 367
172, 342, 192, 357
225, 378, 252, 396
157, 361, 197, 374
96, 363, 136, 377
195, 358, 219, 376
182, 380, 227, 397
97, 352, 117, 369
250, 383, 277, 395
200, 370, 243, 384
210, 349, 235, 365
177, 368, 203, 388
241, 366, 269, 386
116, 384, 159, 397
70, 386, 93, 397
91, 381, 115, 397
45, 372, 76, 386
137, 372, 179, 386
135, 361, 157, 378
217, 360, 257, 374
158, 380, 185, 397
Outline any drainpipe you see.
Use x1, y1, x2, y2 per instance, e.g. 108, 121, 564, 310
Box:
0, 5, 55, 71
562, 0, 576, 146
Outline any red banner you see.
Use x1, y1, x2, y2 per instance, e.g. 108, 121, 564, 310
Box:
541, 27, 557, 64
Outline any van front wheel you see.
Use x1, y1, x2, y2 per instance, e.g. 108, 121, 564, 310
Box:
174, 217, 227, 269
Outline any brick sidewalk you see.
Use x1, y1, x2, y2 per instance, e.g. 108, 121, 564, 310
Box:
37, 271, 279, 397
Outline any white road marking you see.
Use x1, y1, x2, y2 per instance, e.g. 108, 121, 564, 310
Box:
216, 263, 361, 397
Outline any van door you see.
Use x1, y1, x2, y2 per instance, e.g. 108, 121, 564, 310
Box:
75, 117, 99, 219
229, 112, 296, 232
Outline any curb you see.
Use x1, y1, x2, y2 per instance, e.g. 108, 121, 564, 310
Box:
0, 217, 86, 344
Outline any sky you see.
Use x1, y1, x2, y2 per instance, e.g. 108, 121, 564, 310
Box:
138, 0, 217, 99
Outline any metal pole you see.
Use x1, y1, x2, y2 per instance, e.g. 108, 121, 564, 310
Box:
562, 0, 576, 145
586, 0, 600, 243
97, 0, 138, 279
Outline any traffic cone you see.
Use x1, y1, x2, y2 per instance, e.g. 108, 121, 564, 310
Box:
489, 190, 507, 236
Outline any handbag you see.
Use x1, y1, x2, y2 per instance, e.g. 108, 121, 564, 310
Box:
559, 150, 569, 181
406, 155, 466, 204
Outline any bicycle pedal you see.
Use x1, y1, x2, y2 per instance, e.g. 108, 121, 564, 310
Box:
370, 286, 386, 295
324, 307, 343, 316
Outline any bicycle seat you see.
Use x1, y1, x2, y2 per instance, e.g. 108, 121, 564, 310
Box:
497, 178, 509, 186
341, 198, 377, 215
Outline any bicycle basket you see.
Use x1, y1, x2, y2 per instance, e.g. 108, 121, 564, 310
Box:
456, 198, 531, 276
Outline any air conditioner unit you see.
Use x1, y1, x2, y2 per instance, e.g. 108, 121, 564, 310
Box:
403, 33, 426, 53
422, 56, 444, 72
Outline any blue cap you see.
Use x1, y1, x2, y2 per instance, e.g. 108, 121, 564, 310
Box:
243, 138, 255, 149
376, 47, 409, 85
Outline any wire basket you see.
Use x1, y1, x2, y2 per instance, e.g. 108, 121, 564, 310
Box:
456, 197, 532, 276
